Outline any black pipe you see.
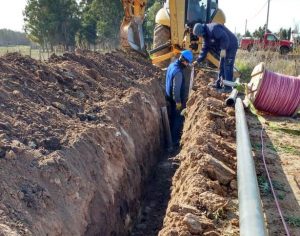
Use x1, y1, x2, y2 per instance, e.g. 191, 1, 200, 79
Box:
149, 41, 171, 55
225, 78, 240, 107
235, 98, 267, 236
225, 89, 238, 107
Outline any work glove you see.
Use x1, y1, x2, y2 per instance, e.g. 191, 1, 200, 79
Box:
180, 108, 187, 117
176, 102, 182, 111
220, 49, 226, 58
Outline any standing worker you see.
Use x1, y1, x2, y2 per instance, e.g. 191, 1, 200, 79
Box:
192, 23, 238, 93
166, 50, 193, 146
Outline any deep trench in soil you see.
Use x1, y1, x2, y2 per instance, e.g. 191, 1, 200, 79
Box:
0, 52, 239, 236
130, 149, 180, 236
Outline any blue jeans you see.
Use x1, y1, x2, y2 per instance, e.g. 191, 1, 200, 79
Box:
169, 100, 184, 146
217, 48, 237, 89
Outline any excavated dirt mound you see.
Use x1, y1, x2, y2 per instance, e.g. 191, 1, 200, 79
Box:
159, 71, 239, 236
0, 50, 166, 235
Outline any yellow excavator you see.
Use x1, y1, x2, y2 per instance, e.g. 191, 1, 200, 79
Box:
120, 0, 226, 68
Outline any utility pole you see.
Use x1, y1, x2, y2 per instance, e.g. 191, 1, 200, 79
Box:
245, 19, 247, 36
266, 0, 270, 33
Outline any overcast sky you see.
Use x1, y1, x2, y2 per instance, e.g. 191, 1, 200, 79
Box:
219, 0, 300, 34
0, 0, 299, 34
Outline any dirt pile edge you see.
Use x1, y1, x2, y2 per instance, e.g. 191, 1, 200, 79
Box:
0, 51, 165, 235
159, 72, 239, 236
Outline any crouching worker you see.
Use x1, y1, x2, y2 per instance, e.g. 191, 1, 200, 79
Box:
193, 23, 238, 93
165, 50, 193, 146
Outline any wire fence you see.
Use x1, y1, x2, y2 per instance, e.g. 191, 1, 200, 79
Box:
0, 39, 120, 61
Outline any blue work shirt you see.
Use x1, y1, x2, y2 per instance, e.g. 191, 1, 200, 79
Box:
165, 60, 185, 104
197, 23, 238, 63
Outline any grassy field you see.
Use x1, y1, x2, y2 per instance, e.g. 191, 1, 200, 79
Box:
0, 45, 58, 60
235, 50, 300, 82
0, 43, 118, 61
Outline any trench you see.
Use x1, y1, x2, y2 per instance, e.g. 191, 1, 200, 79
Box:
0, 51, 174, 236
130, 150, 180, 236
0, 52, 239, 236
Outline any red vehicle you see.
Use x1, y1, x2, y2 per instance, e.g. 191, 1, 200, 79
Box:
240, 33, 293, 54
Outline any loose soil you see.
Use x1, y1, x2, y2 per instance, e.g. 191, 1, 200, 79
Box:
0, 50, 166, 235
3, 48, 298, 236
248, 113, 300, 236
158, 71, 240, 236
130, 152, 179, 236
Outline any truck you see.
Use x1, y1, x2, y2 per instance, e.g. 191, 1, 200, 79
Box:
240, 33, 293, 55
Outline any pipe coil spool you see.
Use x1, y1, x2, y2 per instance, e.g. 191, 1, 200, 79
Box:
247, 62, 300, 116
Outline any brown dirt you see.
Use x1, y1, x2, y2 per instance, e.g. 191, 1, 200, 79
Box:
248, 113, 300, 236
0, 50, 166, 235
130, 151, 179, 236
158, 71, 239, 236
4, 48, 297, 236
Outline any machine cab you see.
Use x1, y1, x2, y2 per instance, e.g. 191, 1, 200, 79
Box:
186, 0, 219, 25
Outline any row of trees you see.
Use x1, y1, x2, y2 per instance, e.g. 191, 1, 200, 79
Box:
243, 24, 293, 40
0, 29, 31, 46
24, 0, 163, 51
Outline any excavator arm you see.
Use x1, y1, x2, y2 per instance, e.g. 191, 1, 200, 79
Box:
120, 0, 147, 54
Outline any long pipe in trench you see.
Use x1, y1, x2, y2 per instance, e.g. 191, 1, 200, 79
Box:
235, 98, 267, 236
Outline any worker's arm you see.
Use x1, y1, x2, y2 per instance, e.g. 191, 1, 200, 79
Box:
197, 38, 209, 63
172, 72, 183, 104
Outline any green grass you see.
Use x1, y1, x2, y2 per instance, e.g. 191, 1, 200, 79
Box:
253, 138, 300, 156
235, 50, 300, 78
257, 176, 271, 195
269, 124, 300, 136
252, 141, 277, 152
277, 145, 300, 156
257, 176, 287, 199
252, 142, 261, 151
285, 216, 300, 227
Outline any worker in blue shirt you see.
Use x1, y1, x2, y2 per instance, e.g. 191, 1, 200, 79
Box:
165, 50, 193, 146
193, 23, 238, 93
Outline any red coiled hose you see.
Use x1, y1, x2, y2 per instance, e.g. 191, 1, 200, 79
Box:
254, 70, 300, 116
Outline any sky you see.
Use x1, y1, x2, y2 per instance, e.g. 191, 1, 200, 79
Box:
219, 0, 300, 34
0, 0, 27, 32
0, 0, 299, 34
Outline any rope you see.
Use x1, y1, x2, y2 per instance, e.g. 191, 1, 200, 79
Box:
253, 69, 300, 116
260, 127, 291, 236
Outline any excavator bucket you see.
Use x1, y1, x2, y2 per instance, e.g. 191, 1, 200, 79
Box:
120, 0, 147, 54
120, 17, 146, 52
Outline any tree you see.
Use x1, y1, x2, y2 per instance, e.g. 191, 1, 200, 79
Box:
278, 27, 292, 40
24, 0, 49, 47
0, 29, 31, 46
253, 26, 265, 39
77, 1, 97, 48
144, 1, 163, 43
78, 0, 123, 46
279, 28, 288, 40
24, 0, 80, 50
58, 0, 81, 49
92, 0, 123, 41
244, 30, 251, 37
